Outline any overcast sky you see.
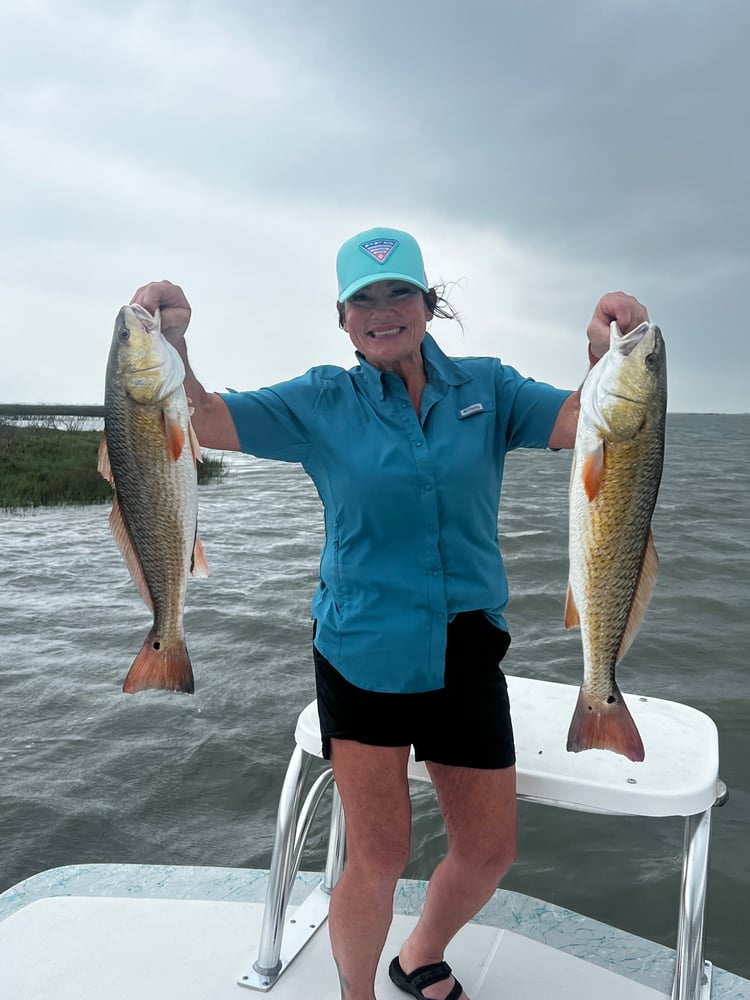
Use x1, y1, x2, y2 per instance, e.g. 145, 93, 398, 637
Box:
1, 0, 747, 412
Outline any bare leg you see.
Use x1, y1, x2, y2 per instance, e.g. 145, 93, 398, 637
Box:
328, 739, 412, 1000
398, 763, 517, 1000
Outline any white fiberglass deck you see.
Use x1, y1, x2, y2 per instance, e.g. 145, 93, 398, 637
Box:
0, 893, 666, 1000
2, 865, 749, 999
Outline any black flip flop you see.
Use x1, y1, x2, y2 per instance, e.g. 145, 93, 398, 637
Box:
388, 956, 464, 1000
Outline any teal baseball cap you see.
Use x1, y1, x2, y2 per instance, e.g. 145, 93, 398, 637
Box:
336, 227, 429, 302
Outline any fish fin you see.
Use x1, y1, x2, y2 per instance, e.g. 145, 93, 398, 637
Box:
109, 497, 154, 612
566, 685, 645, 762
616, 531, 660, 664
563, 584, 580, 629
581, 442, 605, 501
191, 531, 209, 578
122, 631, 194, 694
97, 435, 114, 484
162, 406, 186, 461
188, 418, 203, 464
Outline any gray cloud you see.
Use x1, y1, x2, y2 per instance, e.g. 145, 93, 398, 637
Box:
0, 0, 747, 411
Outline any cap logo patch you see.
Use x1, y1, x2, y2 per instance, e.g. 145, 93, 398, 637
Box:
360, 238, 398, 264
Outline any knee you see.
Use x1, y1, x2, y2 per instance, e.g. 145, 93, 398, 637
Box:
451, 835, 516, 883
345, 833, 411, 885
488, 839, 517, 880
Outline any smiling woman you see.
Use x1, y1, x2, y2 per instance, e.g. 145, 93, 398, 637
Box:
127, 225, 648, 1000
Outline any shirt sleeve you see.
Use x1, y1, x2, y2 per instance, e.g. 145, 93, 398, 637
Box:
219, 370, 324, 462
499, 365, 571, 450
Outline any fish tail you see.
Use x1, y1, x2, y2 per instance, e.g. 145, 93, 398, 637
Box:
566, 685, 645, 762
122, 630, 195, 694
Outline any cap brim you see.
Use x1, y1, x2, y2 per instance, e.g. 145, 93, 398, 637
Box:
338, 273, 429, 303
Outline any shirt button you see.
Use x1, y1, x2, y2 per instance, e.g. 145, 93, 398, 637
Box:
425, 483, 433, 491
416, 441, 423, 448
432, 570, 440, 577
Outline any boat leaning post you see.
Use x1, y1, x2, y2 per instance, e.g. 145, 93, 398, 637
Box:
241, 675, 725, 1000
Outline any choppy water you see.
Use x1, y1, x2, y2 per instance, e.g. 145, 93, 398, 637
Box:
1, 413, 748, 976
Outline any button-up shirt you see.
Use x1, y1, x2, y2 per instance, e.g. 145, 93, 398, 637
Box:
220, 333, 570, 692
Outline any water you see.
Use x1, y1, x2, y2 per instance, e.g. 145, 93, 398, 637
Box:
1, 413, 748, 977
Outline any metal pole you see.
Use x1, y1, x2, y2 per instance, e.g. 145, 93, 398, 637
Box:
323, 784, 346, 893
671, 808, 712, 1000
253, 746, 313, 978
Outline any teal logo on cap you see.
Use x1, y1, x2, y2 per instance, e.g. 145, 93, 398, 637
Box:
360, 238, 398, 264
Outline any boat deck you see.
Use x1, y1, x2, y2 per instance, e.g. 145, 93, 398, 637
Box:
1, 865, 748, 999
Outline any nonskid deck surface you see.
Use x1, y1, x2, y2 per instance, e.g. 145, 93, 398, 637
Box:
1, 895, 665, 1000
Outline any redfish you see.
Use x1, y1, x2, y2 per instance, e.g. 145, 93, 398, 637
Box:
98, 303, 207, 693
564, 320, 667, 761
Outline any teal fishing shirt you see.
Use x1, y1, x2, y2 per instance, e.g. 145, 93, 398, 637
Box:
220, 333, 570, 693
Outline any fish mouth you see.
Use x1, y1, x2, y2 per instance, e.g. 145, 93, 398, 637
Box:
611, 320, 652, 356
128, 303, 159, 327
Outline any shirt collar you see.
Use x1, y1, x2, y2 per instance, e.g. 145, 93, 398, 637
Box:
421, 332, 471, 388
354, 333, 470, 402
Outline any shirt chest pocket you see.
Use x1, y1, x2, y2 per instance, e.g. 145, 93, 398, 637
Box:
446, 399, 498, 476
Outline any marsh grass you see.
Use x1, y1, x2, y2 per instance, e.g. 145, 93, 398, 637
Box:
0, 421, 226, 510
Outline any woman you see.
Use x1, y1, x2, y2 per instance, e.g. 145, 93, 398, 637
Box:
132, 227, 648, 1000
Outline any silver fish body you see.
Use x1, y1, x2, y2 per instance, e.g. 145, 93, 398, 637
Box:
564, 321, 667, 761
98, 303, 207, 693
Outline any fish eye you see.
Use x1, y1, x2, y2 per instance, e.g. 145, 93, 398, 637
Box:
645, 352, 657, 369
119, 329, 130, 341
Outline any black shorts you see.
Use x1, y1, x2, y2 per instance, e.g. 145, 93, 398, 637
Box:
313, 610, 515, 770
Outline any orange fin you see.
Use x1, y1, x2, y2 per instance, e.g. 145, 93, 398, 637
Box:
581, 442, 605, 500
162, 406, 185, 461
563, 583, 580, 629
191, 531, 209, 578
566, 685, 645, 762
122, 631, 194, 694
98, 435, 113, 484
616, 531, 659, 663
109, 496, 153, 611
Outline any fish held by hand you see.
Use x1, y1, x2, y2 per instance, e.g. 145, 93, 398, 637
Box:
98, 303, 208, 694
564, 320, 667, 762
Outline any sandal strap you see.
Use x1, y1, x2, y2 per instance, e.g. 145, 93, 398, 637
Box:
405, 960, 455, 991
445, 978, 464, 1000
389, 957, 464, 999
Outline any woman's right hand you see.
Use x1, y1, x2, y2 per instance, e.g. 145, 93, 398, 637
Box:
130, 280, 191, 342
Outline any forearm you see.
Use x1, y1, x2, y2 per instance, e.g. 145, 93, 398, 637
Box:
171, 336, 240, 451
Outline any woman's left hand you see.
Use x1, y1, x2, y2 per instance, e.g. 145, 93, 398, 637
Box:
587, 292, 649, 365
